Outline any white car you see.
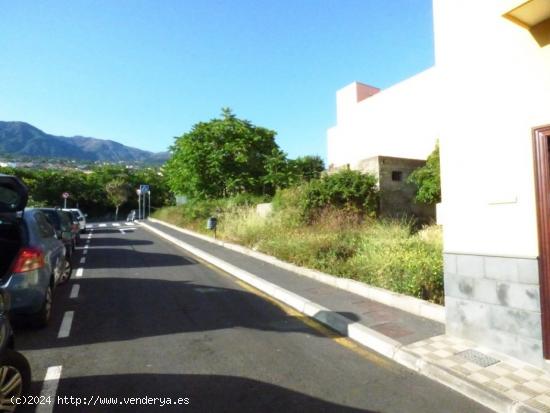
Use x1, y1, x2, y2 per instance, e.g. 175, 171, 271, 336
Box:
64, 208, 87, 233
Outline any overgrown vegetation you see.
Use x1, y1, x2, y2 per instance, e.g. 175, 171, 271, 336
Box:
408, 142, 441, 204
153, 172, 443, 304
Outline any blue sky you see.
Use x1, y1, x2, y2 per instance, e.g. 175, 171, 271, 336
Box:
0, 0, 434, 161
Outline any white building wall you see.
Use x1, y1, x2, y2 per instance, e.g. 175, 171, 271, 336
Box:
327, 68, 439, 170
434, 0, 550, 258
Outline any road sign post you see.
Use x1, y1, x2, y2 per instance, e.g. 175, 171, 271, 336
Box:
140, 185, 150, 219
62, 192, 70, 209
136, 189, 141, 220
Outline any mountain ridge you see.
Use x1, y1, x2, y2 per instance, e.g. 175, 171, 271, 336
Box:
0, 121, 169, 163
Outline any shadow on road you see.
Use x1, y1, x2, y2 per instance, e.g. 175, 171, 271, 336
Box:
15, 277, 362, 350
19, 373, 376, 413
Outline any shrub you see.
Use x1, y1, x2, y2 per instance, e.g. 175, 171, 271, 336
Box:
300, 170, 379, 222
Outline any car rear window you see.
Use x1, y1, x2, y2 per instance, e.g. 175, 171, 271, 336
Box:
0, 186, 22, 212
41, 210, 60, 229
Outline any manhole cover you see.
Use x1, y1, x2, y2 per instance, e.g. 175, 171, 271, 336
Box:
455, 349, 500, 367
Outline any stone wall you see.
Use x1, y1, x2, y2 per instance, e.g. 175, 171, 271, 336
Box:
357, 156, 435, 222
444, 252, 543, 366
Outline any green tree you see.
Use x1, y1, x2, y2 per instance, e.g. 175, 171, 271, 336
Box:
105, 178, 131, 220
165, 108, 279, 199
263, 148, 290, 193
408, 142, 441, 204
289, 155, 325, 183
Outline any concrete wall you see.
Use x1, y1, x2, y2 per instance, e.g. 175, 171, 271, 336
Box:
357, 156, 435, 221
327, 68, 439, 170
433, 0, 550, 365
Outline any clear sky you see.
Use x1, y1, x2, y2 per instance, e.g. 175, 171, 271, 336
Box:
1, 0, 434, 161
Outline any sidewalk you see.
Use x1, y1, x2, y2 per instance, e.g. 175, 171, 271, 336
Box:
142, 218, 550, 413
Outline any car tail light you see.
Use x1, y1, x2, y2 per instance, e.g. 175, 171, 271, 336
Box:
11, 247, 45, 273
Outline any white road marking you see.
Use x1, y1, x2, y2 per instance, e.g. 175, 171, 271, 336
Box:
99, 223, 107, 227
79, 257, 86, 264
83, 249, 88, 255
83, 245, 89, 249
119, 229, 126, 234
125, 222, 134, 226
87, 234, 92, 239
58, 311, 74, 338
36, 366, 63, 413
75, 268, 84, 277
112, 223, 120, 227
70, 284, 80, 299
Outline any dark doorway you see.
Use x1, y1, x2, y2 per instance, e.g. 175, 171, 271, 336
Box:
533, 125, 550, 358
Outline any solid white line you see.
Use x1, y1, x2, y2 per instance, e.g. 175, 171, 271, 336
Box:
36, 366, 63, 413
79, 257, 86, 264
58, 311, 74, 338
99, 223, 107, 227
112, 223, 120, 227
75, 268, 84, 278
70, 284, 80, 299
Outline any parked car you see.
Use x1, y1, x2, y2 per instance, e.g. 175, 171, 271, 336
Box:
65, 210, 81, 245
64, 208, 86, 233
0, 174, 68, 327
0, 289, 31, 407
38, 208, 77, 258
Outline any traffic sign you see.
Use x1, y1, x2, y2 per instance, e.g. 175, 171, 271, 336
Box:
140, 184, 149, 193
62, 192, 70, 199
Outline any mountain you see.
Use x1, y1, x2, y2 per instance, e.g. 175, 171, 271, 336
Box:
0, 121, 170, 163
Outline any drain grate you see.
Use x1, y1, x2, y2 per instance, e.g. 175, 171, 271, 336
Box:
455, 349, 500, 368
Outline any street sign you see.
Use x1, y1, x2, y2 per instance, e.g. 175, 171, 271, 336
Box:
62, 192, 70, 199
140, 184, 149, 193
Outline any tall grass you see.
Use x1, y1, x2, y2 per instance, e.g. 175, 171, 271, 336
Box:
152, 197, 444, 304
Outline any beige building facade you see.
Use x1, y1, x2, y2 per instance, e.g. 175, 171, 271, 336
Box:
328, 0, 550, 367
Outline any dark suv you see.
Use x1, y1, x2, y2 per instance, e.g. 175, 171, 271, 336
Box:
0, 174, 67, 326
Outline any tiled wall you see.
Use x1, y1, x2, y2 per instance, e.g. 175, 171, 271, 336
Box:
444, 253, 543, 366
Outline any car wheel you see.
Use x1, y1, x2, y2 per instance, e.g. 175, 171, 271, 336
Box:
33, 285, 53, 328
59, 259, 72, 285
0, 349, 31, 410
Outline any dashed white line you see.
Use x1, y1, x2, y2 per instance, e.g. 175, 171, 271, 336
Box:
84, 245, 89, 249
79, 257, 86, 264
99, 223, 107, 227
70, 284, 80, 299
125, 222, 134, 226
36, 366, 62, 413
83, 249, 88, 255
112, 223, 120, 227
75, 268, 84, 278
58, 311, 74, 338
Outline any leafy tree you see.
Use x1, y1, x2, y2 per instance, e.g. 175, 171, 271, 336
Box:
105, 178, 131, 220
408, 142, 441, 204
165, 108, 279, 199
263, 148, 290, 193
289, 155, 325, 183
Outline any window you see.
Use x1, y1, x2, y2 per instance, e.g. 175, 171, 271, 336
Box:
35, 212, 56, 239
392, 171, 403, 182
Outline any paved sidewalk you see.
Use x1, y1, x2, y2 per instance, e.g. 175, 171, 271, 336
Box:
143, 219, 550, 413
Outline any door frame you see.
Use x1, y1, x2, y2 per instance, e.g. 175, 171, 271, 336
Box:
533, 125, 550, 358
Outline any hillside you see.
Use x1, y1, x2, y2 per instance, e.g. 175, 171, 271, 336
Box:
0, 121, 169, 163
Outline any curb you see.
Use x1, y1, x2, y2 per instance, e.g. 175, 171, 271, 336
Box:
140, 220, 530, 413
147, 217, 445, 324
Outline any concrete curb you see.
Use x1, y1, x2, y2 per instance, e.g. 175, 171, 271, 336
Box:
147, 217, 445, 324
141, 220, 531, 413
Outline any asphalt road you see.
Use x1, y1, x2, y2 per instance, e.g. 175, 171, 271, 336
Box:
14, 222, 492, 413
